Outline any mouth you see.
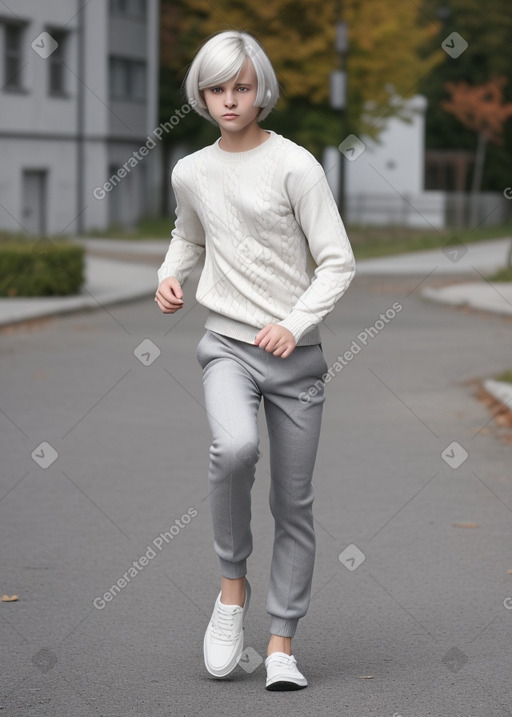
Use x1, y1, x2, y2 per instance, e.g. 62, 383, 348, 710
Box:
222, 113, 239, 119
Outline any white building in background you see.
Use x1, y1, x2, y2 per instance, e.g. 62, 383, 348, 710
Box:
0, 0, 161, 236
324, 94, 445, 229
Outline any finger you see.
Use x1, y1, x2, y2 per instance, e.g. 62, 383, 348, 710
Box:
155, 296, 181, 313
163, 292, 184, 306
254, 327, 269, 345
155, 297, 168, 313
157, 292, 183, 309
158, 283, 183, 300
276, 345, 291, 358
280, 342, 295, 358
168, 281, 183, 300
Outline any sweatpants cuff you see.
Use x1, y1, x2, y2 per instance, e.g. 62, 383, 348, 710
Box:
269, 617, 299, 638
219, 557, 247, 579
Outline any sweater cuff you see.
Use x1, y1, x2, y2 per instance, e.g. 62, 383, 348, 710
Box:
276, 311, 319, 343
157, 265, 184, 286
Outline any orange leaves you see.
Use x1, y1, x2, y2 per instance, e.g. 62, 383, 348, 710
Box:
442, 77, 512, 144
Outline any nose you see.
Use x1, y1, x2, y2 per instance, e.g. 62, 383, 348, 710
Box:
224, 90, 236, 107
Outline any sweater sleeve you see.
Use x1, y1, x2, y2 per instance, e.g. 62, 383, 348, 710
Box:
157, 161, 206, 286
276, 161, 356, 342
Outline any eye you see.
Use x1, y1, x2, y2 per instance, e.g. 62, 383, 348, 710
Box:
208, 87, 222, 94
237, 87, 249, 92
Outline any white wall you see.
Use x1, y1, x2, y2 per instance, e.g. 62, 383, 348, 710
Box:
345, 95, 427, 195
323, 94, 446, 229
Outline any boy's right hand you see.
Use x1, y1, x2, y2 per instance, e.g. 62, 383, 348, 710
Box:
155, 277, 184, 314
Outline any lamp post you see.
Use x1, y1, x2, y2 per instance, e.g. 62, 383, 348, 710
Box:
329, 2, 348, 216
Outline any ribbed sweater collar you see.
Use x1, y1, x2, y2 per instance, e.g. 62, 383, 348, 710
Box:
210, 129, 279, 162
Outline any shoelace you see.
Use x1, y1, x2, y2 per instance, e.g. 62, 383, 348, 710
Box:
211, 605, 242, 642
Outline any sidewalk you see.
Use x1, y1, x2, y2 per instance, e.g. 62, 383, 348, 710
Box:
355, 237, 511, 276
0, 236, 511, 328
0, 252, 160, 327
421, 281, 512, 316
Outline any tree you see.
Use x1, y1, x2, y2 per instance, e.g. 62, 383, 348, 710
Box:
342, 0, 442, 138
159, 0, 442, 153
419, 0, 512, 191
442, 77, 512, 223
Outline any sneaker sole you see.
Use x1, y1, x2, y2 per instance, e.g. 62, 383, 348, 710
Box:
266, 680, 307, 691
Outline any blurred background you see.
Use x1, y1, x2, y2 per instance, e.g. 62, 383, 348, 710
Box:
1, 0, 512, 296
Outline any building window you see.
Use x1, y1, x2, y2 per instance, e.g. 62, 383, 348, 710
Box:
47, 29, 68, 95
109, 0, 146, 20
4, 23, 24, 90
109, 57, 146, 102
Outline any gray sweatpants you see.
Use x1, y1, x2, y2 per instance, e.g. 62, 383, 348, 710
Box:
196, 328, 328, 638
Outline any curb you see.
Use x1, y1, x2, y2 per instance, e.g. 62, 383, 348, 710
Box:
482, 379, 512, 411
0, 287, 156, 328
0, 255, 158, 328
421, 283, 512, 317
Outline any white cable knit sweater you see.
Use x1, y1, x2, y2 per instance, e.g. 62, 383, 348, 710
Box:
157, 130, 356, 346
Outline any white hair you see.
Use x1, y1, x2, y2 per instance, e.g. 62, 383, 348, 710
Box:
184, 30, 279, 124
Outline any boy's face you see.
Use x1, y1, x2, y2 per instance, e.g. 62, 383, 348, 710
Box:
202, 58, 261, 134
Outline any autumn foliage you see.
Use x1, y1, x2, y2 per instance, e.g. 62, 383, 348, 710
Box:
442, 77, 512, 145
442, 77, 512, 213
160, 0, 442, 148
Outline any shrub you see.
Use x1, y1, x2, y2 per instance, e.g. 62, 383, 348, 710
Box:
0, 237, 85, 297
488, 267, 512, 282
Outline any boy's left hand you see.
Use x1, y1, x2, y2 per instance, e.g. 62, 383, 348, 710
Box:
254, 324, 296, 358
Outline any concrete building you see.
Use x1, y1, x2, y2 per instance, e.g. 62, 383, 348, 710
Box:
0, 0, 161, 236
324, 94, 511, 229
324, 95, 445, 229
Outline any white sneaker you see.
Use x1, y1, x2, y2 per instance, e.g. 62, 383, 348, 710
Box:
203, 578, 251, 678
265, 651, 308, 690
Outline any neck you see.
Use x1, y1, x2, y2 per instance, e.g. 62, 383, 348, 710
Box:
218, 125, 270, 153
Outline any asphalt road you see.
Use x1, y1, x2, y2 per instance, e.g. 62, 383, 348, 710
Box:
1, 269, 511, 717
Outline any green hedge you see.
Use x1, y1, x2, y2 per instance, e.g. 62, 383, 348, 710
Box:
488, 267, 512, 282
0, 238, 85, 297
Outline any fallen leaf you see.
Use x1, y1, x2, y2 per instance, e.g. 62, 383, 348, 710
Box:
1, 595, 18, 602
507, 570, 512, 575
495, 414, 512, 427
452, 522, 479, 528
